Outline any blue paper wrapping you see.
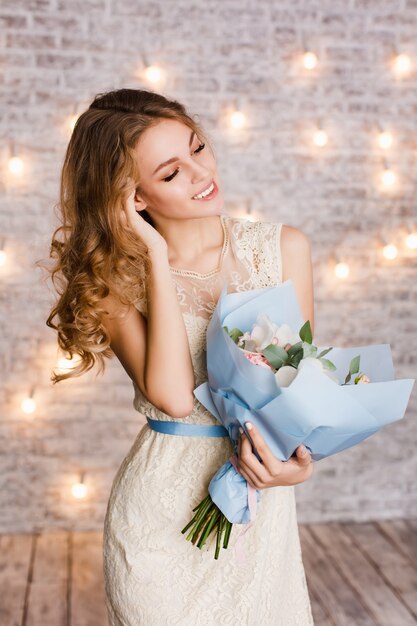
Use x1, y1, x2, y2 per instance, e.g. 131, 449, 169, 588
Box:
194, 279, 415, 524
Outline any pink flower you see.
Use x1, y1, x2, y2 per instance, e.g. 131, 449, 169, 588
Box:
243, 351, 273, 370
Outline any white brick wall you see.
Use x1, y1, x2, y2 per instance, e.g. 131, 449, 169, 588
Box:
0, 0, 416, 532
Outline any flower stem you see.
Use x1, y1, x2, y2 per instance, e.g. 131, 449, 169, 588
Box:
223, 519, 233, 549
181, 495, 211, 535
185, 497, 214, 542
197, 508, 220, 549
215, 514, 226, 559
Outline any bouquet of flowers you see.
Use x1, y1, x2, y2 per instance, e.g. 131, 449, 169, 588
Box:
181, 280, 415, 560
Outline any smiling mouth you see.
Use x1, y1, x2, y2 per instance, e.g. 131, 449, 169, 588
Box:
192, 180, 217, 200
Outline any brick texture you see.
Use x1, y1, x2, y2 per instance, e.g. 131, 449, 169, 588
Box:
0, 0, 416, 532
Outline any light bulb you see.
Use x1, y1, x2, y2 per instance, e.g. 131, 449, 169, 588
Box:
334, 262, 350, 279
393, 53, 412, 74
72, 482, 88, 499
380, 168, 396, 186
21, 397, 36, 414
8, 156, 24, 176
302, 51, 318, 70
57, 354, 82, 370
383, 243, 398, 259
230, 110, 246, 129
378, 131, 393, 149
69, 114, 79, 133
0, 250, 6, 266
405, 232, 417, 249
144, 65, 163, 83
313, 129, 328, 147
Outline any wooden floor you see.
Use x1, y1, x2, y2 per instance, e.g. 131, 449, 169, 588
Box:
1, 519, 416, 626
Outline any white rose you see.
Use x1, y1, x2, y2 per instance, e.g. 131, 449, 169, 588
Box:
298, 357, 324, 371
274, 323, 300, 347
250, 313, 279, 350
274, 365, 298, 387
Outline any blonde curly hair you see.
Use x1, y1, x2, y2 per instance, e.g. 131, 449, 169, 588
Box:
38, 88, 213, 384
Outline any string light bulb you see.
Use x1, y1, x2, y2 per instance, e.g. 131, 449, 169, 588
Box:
382, 243, 398, 260
377, 130, 393, 149
144, 64, 164, 83
8, 143, 24, 176
380, 161, 397, 187
229, 109, 246, 129
57, 353, 82, 371
21, 386, 37, 414
69, 113, 79, 133
302, 50, 318, 70
392, 52, 412, 75
72, 472, 88, 499
0, 238, 7, 267
313, 127, 328, 147
334, 261, 350, 279
405, 231, 417, 249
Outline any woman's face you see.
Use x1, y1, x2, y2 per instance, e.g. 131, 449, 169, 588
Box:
133, 118, 224, 222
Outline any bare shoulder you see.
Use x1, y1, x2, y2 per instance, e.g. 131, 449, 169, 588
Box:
281, 224, 311, 255
280, 224, 315, 335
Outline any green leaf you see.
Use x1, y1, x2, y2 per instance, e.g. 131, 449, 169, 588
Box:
261, 344, 289, 369
320, 358, 336, 371
299, 320, 313, 344
286, 341, 303, 357
349, 355, 361, 375
317, 347, 333, 358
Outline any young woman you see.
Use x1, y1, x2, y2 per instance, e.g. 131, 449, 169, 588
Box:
46, 88, 315, 625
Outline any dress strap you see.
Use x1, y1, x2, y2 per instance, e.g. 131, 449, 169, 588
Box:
146, 416, 228, 437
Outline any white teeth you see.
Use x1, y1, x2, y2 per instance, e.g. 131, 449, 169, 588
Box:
193, 182, 214, 199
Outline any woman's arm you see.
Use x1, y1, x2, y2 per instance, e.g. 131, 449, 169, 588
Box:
281, 225, 315, 336
145, 248, 196, 416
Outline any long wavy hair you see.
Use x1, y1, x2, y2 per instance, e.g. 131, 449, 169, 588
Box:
39, 88, 213, 384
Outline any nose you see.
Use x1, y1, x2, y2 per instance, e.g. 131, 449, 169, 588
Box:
190, 159, 211, 183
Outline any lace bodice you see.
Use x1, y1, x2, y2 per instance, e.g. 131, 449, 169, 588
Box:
132, 213, 283, 423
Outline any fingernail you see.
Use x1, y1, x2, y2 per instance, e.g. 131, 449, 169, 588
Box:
245, 421, 253, 430
239, 426, 244, 435
300, 445, 307, 454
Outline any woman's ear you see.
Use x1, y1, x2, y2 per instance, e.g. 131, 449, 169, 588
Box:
133, 189, 147, 213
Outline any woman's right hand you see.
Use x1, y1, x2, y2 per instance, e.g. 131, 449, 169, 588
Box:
121, 184, 168, 255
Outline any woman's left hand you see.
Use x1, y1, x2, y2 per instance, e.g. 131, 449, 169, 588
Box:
236, 422, 314, 489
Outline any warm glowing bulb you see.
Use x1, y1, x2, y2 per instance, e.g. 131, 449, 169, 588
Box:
378, 131, 393, 149
72, 482, 88, 499
69, 114, 79, 132
393, 53, 412, 74
380, 168, 397, 186
0, 250, 6, 266
313, 129, 328, 147
405, 233, 417, 249
334, 262, 350, 279
57, 355, 82, 370
302, 51, 318, 70
8, 156, 24, 175
21, 397, 36, 414
383, 243, 398, 259
144, 65, 163, 83
230, 110, 246, 129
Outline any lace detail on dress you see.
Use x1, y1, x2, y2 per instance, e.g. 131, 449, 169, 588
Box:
132, 214, 283, 424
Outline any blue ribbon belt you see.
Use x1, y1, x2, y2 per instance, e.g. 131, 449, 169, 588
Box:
146, 416, 228, 438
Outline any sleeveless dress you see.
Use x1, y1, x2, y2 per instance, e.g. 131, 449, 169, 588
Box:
102, 213, 315, 626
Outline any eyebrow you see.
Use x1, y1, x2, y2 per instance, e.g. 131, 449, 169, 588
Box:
152, 129, 196, 176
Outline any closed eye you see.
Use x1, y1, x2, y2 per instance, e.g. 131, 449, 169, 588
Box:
163, 143, 206, 182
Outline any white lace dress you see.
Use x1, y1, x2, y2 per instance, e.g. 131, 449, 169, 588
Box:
103, 214, 315, 626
